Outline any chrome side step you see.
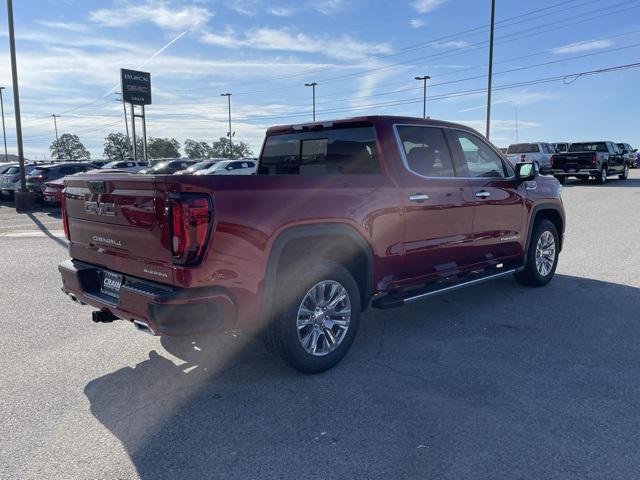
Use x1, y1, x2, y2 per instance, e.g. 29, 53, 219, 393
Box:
372, 269, 517, 310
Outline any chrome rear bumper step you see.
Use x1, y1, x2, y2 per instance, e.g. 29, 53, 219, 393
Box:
372, 268, 518, 310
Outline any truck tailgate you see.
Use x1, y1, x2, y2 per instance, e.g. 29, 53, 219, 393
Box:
554, 153, 594, 170
63, 174, 174, 284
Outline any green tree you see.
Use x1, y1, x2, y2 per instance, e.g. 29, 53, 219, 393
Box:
147, 137, 181, 159
103, 133, 131, 161
184, 139, 212, 160
209, 137, 253, 159
50, 133, 91, 160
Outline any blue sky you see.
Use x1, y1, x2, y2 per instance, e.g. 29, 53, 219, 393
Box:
0, 0, 639, 159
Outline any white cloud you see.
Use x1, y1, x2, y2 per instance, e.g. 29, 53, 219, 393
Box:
410, 19, 425, 29
228, 0, 259, 16
36, 20, 89, 33
314, 0, 350, 15
89, 1, 213, 31
431, 40, 469, 49
412, 0, 447, 14
551, 39, 613, 54
268, 6, 298, 16
201, 28, 391, 61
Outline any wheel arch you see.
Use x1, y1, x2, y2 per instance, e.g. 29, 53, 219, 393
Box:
262, 224, 374, 319
524, 204, 565, 265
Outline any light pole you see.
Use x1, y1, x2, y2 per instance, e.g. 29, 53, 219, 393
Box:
304, 82, 318, 121
485, 0, 496, 139
116, 92, 131, 155
414, 76, 430, 119
51, 114, 61, 159
6, 0, 32, 210
0, 86, 7, 162
220, 93, 233, 158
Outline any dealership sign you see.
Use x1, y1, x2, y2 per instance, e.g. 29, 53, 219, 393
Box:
120, 69, 152, 105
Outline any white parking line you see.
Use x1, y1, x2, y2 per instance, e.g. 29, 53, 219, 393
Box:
0, 221, 61, 230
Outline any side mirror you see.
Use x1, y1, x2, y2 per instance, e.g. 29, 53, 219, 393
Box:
634, 149, 638, 153
515, 162, 537, 181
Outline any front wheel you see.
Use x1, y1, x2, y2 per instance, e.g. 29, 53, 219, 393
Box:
265, 260, 360, 374
514, 219, 559, 287
619, 164, 629, 180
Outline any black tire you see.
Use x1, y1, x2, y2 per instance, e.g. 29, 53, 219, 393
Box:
264, 259, 360, 374
555, 176, 566, 185
619, 164, 629, 180
596, 166, 607, 184
514, 219, 559, 287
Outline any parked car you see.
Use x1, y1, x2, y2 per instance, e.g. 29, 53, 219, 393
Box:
174, 159, 224, 175
0, 162, 17, 175
552, 142, 570, 153
138, 159, 196, 175
26, 162, 96, 197
43, 178, 65, 205
616, 143, 637, 168
59, 115, 565, 373
194, 159, 257, 176
1, 163, 41, 196
101, 160, 148, 172
551, 141, 629, 184
506, 142, 555, 169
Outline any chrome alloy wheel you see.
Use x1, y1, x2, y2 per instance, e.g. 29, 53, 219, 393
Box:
535, 230, 556, 277
296, 280, 351, 357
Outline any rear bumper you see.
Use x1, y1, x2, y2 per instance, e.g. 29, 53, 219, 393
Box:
552, 168, 598, 176
59, 259, 237, 336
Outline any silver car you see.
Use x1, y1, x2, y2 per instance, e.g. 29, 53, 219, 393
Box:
1, 163, 40, 196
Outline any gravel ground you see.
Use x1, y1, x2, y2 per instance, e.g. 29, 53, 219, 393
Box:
1, 172, 639, 479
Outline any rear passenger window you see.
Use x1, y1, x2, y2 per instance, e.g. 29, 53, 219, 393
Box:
396, 126, 455, 177
259, 125, 380, 175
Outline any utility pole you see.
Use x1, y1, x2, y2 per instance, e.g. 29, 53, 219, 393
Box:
414, 75, 430, 119
515, 106, 519, 144
116, 92, 130, 155
221, 93, 233, 158
6, 0, 32, 210
51, 114, 61, 159
0, 86, 7, 162
485, 0, 496, 139
304, 82, 318, 121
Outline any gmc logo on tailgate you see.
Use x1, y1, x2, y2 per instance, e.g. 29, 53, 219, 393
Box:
84, 201, 116, 217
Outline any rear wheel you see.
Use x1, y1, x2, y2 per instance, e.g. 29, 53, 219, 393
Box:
555, 176, 566, 185
596, 166, 607, 184
619, 164, 629, 180
264, 259, 360, 374
514, 219, 559, 287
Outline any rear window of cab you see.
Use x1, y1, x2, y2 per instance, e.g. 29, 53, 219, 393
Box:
259, 125, 380, 175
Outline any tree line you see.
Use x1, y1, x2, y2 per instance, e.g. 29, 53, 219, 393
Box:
49, 133, 253, 161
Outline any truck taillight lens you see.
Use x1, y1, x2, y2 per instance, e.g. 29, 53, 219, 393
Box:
550, 155, 556, 168
61, 191, 70, 240
170, 195, 212, 265
592, 153, 597, 165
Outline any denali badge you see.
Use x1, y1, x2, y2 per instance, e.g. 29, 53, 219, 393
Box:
85, 201, 116, 217
92, 235, 122, 247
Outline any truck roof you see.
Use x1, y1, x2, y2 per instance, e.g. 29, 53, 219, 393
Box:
266, 115, 478, 135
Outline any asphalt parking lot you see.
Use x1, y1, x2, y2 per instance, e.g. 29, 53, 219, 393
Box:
1, 173, 639, 480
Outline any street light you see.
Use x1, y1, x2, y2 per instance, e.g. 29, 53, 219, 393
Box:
414, 76, 431, 119
0, 86, 7, 162
51, 114, 61, 159
220, 93, 233, 158
304, 82, 318, 121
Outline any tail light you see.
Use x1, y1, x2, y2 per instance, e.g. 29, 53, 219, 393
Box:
520, 154, 526, 162
60, 191, 70, 240
550, 155, 556, 169
591, 153, 597, 166
170, 194, 212, 265
31, 175, 45, 181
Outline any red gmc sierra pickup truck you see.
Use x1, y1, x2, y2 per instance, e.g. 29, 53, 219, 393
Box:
59, 116, 565, 373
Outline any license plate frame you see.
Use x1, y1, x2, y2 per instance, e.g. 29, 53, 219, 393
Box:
101, 271, 124, 298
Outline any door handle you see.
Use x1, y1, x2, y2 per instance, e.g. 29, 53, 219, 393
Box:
475, 191, 491, 199
409, 193, 429, 203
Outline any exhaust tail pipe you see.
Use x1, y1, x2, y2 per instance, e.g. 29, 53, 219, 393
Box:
133, 320, 158, 336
